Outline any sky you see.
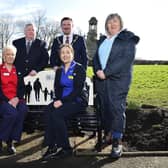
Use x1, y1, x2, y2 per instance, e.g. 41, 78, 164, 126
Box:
0, 0, 168, 60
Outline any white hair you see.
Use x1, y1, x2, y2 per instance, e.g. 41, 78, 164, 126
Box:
2, 45, 17, 56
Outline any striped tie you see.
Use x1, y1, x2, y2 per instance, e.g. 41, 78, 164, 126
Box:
65, 36, 69, 44
26, 41, 31, 54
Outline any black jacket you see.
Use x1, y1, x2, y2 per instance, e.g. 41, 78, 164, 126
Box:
93, 29, 140, 98
13, 37, 49, 77
94, 29, 140, 78
50, 34, 88, 69
54, 63, 88, 106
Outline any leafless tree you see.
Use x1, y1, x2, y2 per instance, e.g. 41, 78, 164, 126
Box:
31, 10, 61, 50
0, 14, 15, 50
38, 20, 61, 50
32, 10, 47, 38
75, 26, 83, 36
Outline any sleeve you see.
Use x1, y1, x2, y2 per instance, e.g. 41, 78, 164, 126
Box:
34, 40, 49, 72
0, 68, 9, 102
93, 48, 102, 74
54, 69, 62, 100
17, 76, 26, 99
50, 39, 61, 67
93, 37, 106, 75
0, 87, 9, 102
80, 37, 88, 70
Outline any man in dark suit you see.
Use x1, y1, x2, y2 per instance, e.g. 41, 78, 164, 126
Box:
13, 23, 49, 77
50, 17, 88, 70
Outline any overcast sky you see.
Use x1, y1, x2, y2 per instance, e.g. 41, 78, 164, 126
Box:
1, 0, 168, 60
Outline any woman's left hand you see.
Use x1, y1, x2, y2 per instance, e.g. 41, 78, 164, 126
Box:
53, 100, 63, 108
29, 70, 37, 76
9, 97, 19, 108
96, 70, 106, 80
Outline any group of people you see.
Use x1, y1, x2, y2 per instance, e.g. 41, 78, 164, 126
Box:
25, 80, 54, 103
0, 14, 139, 159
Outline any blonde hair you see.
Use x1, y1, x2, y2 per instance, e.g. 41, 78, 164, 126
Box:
59, 44, 74, 56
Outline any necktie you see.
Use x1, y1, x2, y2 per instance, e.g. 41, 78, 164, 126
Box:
65, 36, 69, 44
26, 41, 31, 54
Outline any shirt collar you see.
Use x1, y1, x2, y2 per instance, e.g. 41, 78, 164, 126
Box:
61, 60, 76, 71
26, 39, 34, 45
63, 34, 73, 44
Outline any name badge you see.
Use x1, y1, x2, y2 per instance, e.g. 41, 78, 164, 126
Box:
68, 75, 74, 79
3, 72, 10, 76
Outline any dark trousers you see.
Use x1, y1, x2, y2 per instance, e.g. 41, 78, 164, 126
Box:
0, 101, 28, 142
44, 102, 85, 149
95, 79, 127, 135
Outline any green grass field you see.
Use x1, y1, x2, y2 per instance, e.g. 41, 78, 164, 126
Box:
87, 65, 168, 108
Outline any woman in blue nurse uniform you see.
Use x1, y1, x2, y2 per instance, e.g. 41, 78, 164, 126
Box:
42, 44, 87, 160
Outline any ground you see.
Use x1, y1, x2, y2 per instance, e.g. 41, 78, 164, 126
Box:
1, 131, 168, 168
1, 106, 168, 167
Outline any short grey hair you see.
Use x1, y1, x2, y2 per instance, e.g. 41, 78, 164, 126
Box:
2, 45, 17, 56
105, 13, 123, 33
24, 23, 36, 31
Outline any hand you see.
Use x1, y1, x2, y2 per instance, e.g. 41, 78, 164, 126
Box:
53, 66, 59, 71
96, 70, 106, 80
29, 70, 37, 76
8, 97, 19, 108
53, 100, 63, 108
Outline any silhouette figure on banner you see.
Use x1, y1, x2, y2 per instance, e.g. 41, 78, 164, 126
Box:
25, 81, 32, 103
33, 78, 42, 101
43, 87, 49, 101
50, 90, 54, 100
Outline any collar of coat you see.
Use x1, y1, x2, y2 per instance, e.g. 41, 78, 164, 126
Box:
100, 29, 140, 44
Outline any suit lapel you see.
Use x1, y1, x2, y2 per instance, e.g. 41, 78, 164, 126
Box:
28, 39, 37, 55
22, 38, 28, 55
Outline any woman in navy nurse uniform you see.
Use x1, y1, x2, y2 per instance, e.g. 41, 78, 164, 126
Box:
0, 45, 28, 155
43, 44, 87, 160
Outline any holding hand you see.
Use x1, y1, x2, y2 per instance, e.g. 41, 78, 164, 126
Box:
8, 97, 19, 108
96, 70, 106, 80
53, 100, 63, 108
29, 70, 37, 76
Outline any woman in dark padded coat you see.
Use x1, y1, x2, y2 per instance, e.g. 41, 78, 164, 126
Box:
93, 13, 140, 158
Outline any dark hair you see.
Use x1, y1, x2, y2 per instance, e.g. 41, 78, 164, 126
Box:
61, 17, 73, 25
105, 13, 123, 33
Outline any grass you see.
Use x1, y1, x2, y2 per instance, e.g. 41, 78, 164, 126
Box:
87, 65, 168, 108
128, 65, 168, 108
